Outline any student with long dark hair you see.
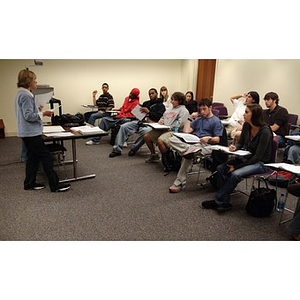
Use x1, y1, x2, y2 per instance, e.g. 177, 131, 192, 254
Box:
202, 104, 273, 212
185, 91, 198, 114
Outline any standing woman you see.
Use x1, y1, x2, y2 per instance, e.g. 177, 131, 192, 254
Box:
15, 69, 70, 192
160, 86, 172, 109
185, 91, 198, 114
202, 104, 273, 212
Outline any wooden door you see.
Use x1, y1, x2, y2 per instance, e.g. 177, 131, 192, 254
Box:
196, 59, 216, 102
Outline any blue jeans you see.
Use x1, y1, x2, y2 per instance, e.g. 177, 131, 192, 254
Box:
283, 131, 300, 159
276, 135, 286, 148
214, 161, 268, 205
87, 112, 108, 125
91, 117, 132, 142
112, 121, 152, 154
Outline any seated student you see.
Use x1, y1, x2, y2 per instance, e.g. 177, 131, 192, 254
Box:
84, 83, 114, 125
86, 88, 140, 145
284, 145, 300, 164
202, 104, 273, 213
160, 86, 172, 110
108, 88, 166, 157
185, 91, 198, 115
168, 98, 224, 193
143, 92, 189, 163
286, 183, 300, 240
283, 131, 300, 164
262, 92, 289, 148
226, 91, 260, 142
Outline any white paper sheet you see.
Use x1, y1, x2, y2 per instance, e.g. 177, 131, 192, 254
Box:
35, 91, 54, 108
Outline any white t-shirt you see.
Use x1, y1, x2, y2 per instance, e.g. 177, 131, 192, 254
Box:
229, 99, 246, 125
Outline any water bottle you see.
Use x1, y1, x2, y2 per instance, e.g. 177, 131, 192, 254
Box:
277, 193, 285, 212
173, 119, 179, 133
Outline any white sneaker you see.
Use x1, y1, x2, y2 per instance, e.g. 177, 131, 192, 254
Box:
86, 140, 100, 145
123, 142, 128, 147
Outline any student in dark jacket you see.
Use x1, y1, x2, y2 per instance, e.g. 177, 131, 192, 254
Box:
185, 91, 198, 114
262, 92, 289, 147
109, 88, 166, 157
202, 104, 273, 213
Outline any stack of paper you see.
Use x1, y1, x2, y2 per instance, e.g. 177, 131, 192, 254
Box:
265, 163, 300, 175
43, 125, 65, 133
44, 132, 74, 138
71, 125, 106, 135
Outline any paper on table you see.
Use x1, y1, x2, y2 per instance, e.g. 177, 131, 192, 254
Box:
285, 135, 300, 141
131, 105, 147, 121
70, 125, 107, 135
35, 91, 54, 108
208, 145, 251, 156
173, 132, 200, 144
43, 125, 65, 133
44, 132, 74, 138
147, 123, 170, 130
265, 163, 300, 175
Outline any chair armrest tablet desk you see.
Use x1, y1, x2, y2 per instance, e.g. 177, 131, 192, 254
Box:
43, 126, 108, 183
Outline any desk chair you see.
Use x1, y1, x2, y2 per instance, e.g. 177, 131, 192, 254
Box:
46, 141, 67, 178
195, 128, 229, 186
279, 176, 299, 225
215, 106, 228, 120
212, 102, 224, 109
288, 113, 298, 133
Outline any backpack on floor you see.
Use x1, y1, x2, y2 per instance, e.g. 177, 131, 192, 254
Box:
246, 178, 276, 218
267, 171, 292, 188
162, 149, 182, 173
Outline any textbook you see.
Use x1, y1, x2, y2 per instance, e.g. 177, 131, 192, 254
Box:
208, 145, 251, 156
173, 132, 200, 144
265, 163, 300, 175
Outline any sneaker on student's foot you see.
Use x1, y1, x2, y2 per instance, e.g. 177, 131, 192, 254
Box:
24, 183, 46, 190
169, 184, 185, 193
145, 154, 160, 163
53, 183, 71, 192
109, 151, 121, 158
86, 140, 100, 145
128, 149, 137, 156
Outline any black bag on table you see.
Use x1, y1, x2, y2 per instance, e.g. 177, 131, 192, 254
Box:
245, 178, 276, 218
52, 113, 85, 127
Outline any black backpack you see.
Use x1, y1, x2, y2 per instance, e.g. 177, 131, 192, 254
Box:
162, 148, 182, 173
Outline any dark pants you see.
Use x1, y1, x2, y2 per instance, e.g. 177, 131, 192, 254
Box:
22, 135, 60, 192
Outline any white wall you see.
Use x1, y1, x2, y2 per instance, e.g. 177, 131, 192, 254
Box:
0, 59, 198, 136
213, 59, 300, 119
3, 59, 299, 137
